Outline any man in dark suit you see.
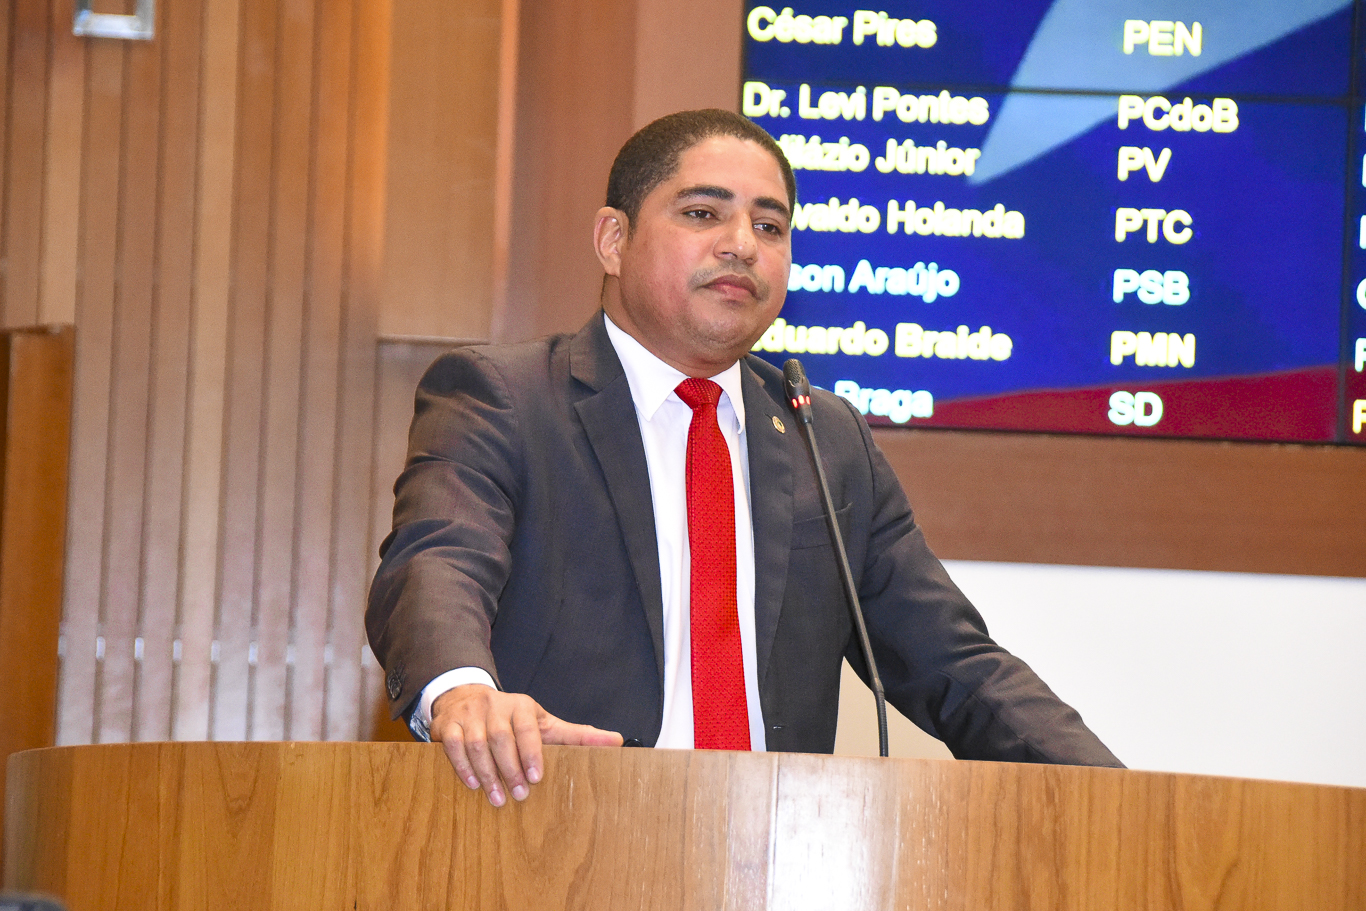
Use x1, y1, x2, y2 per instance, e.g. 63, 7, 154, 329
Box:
368, 110, 1120, 809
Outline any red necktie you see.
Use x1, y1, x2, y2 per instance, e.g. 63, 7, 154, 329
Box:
675, 378, 750, 751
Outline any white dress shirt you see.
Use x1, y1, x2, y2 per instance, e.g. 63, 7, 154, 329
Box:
414, 313, 766, 750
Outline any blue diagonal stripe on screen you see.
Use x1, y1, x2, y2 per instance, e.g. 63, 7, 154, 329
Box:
969, 0, 1352, 185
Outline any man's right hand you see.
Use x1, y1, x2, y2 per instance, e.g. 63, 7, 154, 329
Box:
430, 684, 624, 807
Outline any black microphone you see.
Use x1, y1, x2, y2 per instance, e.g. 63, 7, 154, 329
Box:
782, 359, 889, 758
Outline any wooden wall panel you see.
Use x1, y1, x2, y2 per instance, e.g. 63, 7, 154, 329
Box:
493, 0, 640, 344
0, 1, 8, 258
3, 0, 388, 747
1, 0, 48, 327
0, 327, 74, 881
631, 0, 741, 128
379, 0, 503, 341
485, 0, 745, 345
878, 429, 1366, 577
38, 0, 84, 327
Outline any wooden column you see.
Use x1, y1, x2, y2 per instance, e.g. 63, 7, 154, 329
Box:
0, 326, 74, 881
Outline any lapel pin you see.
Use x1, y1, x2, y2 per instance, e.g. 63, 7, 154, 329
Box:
772, 415, 786, 433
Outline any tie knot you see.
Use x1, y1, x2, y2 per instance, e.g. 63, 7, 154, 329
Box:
676, 378, 723, 411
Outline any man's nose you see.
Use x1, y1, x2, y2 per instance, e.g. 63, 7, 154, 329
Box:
716, 219, 758, 262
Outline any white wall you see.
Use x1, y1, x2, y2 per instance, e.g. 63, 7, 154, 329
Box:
834, 561, 1366, 789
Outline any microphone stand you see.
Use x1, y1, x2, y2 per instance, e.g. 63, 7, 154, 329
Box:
783, 358, 889, 758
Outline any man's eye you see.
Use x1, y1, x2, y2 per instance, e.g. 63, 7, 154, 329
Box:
683, 208, 714, 220
755, 221, 786, 235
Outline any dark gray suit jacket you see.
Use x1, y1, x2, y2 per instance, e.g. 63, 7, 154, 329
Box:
367, 312, 1120, 765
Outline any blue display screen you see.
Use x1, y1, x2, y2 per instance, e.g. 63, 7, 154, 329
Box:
743, 1, 1366, 442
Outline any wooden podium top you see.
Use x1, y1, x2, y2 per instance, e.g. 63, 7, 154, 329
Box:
5, 742, 1364, 910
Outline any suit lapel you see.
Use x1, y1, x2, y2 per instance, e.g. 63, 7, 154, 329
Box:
742, 359, 794, 685
569, 314, 667, 685
567, 317, 795, 691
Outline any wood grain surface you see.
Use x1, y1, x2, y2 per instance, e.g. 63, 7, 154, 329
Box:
0, 327, 74, 882
875, 427, 1366, 578
6, 742, 1363, 911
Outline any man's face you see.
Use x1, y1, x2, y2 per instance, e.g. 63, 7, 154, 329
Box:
595, 136, 792, 377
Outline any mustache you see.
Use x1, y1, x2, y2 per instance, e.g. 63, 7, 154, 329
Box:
692, 264, 769, 299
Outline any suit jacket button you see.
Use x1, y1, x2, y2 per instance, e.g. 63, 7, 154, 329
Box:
386, 667, 404, 701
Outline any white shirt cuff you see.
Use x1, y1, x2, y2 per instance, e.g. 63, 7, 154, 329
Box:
409, 667, 497, 741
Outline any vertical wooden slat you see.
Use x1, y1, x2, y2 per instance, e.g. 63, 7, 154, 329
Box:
252, 0, 316, 741
0, 327, 74, 882
0, 0, 10, 292
631, 0, 740, 126
495, 0, 637, 344
213, 0, 277, 741
1, 0, 49, 327
175, 0, 242, 742
326, 0, 386, 740
290, 0, 351, 741
378, 0, 502, 342
489, 0, 520, 326
97, 34, 162, 745
135, 0, 202, 743
57, 37, 123, 746
38, 0, 84, 327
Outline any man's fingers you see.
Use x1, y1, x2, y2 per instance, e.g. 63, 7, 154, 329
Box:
439, 712, 513, 807
484, 706, 539, 802
436, 724, 482, 792
430, 686, 554, 806
430, 685, 624, 807
541, 715, 625, 748
461, 719, 513, 807
511, 703, 547, 786
431, 686, 518, 806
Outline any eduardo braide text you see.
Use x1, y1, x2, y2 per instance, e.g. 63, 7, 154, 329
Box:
755, 319, 1013, 362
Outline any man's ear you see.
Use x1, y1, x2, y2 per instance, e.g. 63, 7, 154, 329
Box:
593, 207, 628, 276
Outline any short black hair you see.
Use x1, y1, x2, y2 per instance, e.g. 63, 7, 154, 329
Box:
605, 109, 796, 232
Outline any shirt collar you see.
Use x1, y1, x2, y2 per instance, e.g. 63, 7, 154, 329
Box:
603, 312, 747, 432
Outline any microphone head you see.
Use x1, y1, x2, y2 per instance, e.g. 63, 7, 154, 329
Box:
783, 358, 809, 395
783, 358, 813, 419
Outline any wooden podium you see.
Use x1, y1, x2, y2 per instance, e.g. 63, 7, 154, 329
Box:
5, 742, 1364, 910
